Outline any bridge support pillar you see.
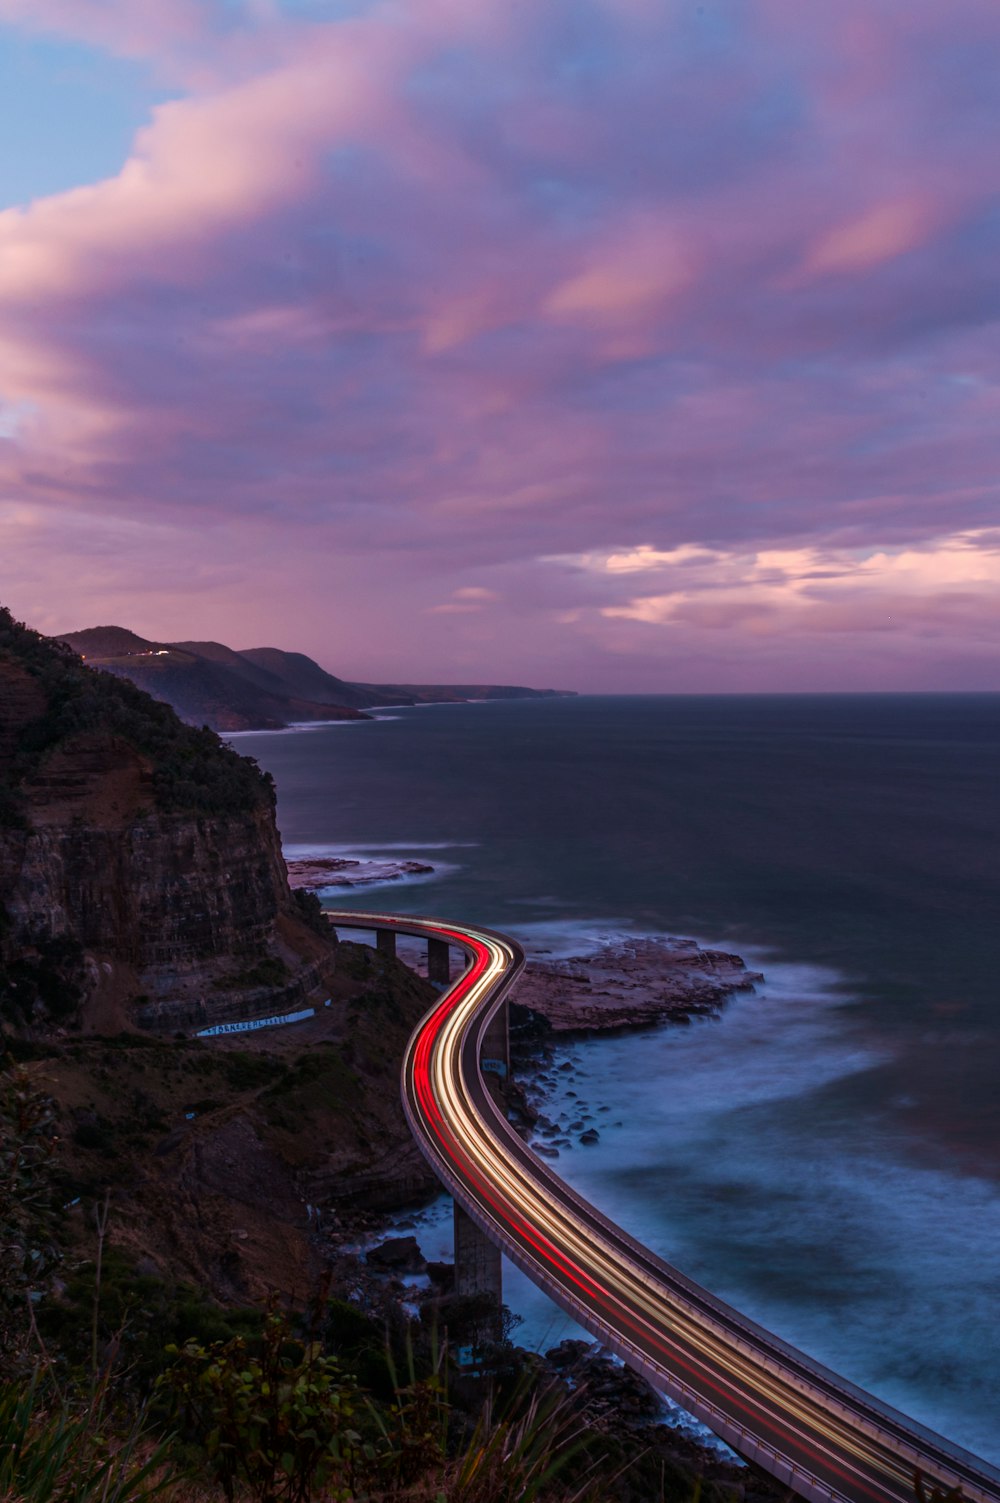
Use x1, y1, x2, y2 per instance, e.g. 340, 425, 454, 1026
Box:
479, 999, 510, 1088
428, 937, 450, 986
454, 1203, 502, 1304
376, 929, 396, 960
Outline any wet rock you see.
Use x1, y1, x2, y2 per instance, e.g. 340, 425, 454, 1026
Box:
517, 936, 763, 1035
579, 1128, 600, 1145
366, 1235, 425, 1273
286, 856, 434, 890
425, 1261, 454, 1292
546, 1338, 592, 1369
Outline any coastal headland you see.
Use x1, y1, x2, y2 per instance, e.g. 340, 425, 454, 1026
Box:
54, 622, 574, 733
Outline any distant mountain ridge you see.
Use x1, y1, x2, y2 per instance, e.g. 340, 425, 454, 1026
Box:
55, 626, 573, 732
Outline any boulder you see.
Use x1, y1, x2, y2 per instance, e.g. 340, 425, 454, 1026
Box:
366, 1235, 425, 1273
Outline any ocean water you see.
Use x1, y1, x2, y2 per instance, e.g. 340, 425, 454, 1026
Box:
235, 694, 1000, 1462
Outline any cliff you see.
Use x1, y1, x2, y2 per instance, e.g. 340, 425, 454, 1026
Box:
1, 602, 443, 1304
0, 607, 338, 1035
15, 942, 437, 1305
55, 627, 371, 732
56, 625, 574, 731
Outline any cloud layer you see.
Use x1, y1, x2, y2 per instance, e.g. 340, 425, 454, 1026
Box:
2, 0, 1000, 688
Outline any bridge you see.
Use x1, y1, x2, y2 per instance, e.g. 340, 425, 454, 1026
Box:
330, 909, 1000, 1503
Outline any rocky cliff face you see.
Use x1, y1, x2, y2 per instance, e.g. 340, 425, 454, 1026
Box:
0, 608, 337, 1034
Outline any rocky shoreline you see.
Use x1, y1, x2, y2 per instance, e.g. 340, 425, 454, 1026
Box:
513, 934, 763, 1034
308, 931, 769, 1453
286, 854, 435, 889
196, 913, 764, 1458
310, 1207, 758, 1483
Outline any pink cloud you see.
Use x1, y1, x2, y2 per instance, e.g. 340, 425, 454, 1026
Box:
0, 35, 405, 302
1, 0, 1000, 688
598, 532, 1000, 645
545, 215, 693, 327
801, 199, 935, 278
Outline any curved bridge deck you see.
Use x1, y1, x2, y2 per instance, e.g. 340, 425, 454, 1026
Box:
330, 910, 1000, 1503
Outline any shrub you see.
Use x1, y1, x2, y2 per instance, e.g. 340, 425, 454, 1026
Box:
159, 1307, 384, 1503
292, 888, 333, 938
211, 957, 289, 992
36, 1249, 262, 1396
0, 1060, 60, 1367
0, 936, 87, 1028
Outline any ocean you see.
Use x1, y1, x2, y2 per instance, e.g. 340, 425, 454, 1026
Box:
234, 693, 1000, 1463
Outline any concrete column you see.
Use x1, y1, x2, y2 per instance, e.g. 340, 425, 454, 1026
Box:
376, 928, 396, 960
454, 1202, 502, 1303
480, 999, 510, 1080
428, 937, 451, 986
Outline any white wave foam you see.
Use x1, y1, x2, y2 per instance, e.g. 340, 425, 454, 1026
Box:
314, 860, 461, 895
510, 916, 652, 960
226, 722, 345, 739
284, 841, 479, 857
518, 959, 1000, 1463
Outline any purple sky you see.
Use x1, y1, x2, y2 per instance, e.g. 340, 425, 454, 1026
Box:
2, 0, 1000, 691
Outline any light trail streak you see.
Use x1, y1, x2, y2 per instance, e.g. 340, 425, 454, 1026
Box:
329, 910, 1000, 1503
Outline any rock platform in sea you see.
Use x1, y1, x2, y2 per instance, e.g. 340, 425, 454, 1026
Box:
514, 935, 763, 1034
286, 855, 435, 889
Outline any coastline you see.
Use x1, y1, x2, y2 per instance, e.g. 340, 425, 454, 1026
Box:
287, 853, 437, 888
232, 692, 1000, 1468
287, 849, 764, 1035
297, 882, 768, 1457
285, 852, 1000, 1464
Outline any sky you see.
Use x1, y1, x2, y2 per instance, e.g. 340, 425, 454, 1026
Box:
2, 0, 1000, 692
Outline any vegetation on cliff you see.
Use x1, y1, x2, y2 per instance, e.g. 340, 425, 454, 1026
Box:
1, 1051, 765, 1503
0, 607, 272, 826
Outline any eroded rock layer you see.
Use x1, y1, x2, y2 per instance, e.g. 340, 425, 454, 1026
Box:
0, 606, 336, 1034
